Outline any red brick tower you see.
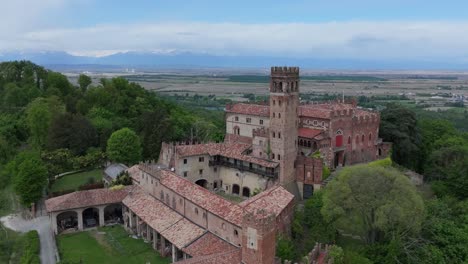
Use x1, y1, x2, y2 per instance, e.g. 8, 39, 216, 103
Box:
241, 209, 277, 264
269, 66, 299, 184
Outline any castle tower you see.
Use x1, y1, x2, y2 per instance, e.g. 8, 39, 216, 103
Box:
269, 66, 299, 184
241, 209, 277, 264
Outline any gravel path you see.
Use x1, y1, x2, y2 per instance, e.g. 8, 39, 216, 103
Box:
1, 214, 58, 264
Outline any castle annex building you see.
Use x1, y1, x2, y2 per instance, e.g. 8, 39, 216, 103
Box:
45, 67, 390, 264
160, 67, 390, 199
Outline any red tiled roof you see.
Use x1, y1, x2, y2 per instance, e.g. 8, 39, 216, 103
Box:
176, 143, 278, 168
183, 232, 237, 257
127, 165, 141, 183
45, 187, 133, 212
159, 169, 244, 226
226, 103, 269, 117
298, 128, 323, 139
122, 188, 182, 232
240, 185, 294, 218
160, 218, 206, 249
174, 249, 241, 264
299, 105, 332, 119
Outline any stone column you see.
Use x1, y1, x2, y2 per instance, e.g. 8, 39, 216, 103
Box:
77, 209, 83, 231
136, 217, 141, 236
51, 212, 58, 234
153, 230, 157, 250
129, 211, 134, 228
98, 206, 105, 227
172, 244, 177, 263
146, 225, 151, 241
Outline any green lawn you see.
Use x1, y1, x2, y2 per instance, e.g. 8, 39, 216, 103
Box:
57, 225, 171, 264
50, 169, 102, 193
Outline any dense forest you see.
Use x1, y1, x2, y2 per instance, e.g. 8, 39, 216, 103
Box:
0, 61, 224, 262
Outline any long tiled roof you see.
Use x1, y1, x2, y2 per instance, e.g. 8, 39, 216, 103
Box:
160, 218, 206, 249
239, 185, 294, 218
45, 187, 133, 212
183, 232, 237, 257
159, 169, 244, 226
174, 249, 241, 264
298, 128, 323, 139
226, 103, 269, 117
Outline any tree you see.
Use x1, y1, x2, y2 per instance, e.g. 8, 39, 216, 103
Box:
13, 157, 48, 206
106, 128, 141, 165
26, 97, 65, 148
78, 74, 92, 93
379, 103, 423, 171
138, 110, 173, 160
47, 113, 98, 155
322, 165, 424, 244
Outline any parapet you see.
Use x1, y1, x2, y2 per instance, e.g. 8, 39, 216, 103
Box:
271, 66, 300, 75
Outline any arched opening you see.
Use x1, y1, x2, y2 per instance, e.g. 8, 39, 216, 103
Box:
104, 204, 123, 224
299, 139, 303, 146
348, 136, 351, 144
195, 179, 208, 189
232, 184, 240, 195
378, 148, 382, 156
82, 207, 99, 228
233, 126, 240, 135
362, 135, 365, 144
307, 141, 311, 148
57, 211, 78, 233
278, 82, 283, 92
242, 187, 250, 197
313, 142, 318, 150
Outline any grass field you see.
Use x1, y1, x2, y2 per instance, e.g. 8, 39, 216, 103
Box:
50, 169, 102, 192
57, 226, 170, 264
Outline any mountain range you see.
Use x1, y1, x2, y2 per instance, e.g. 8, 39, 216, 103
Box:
1, 51, 468, 70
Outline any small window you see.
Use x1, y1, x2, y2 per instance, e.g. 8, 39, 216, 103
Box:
151, 179, 153, 184
199, 157, 204, 162
183, 159, 187, 164
259, 140, 263, 145
272, 132, 275, 138
278, 100, 282, 106
278, 132, 281, 139
235, 116, 239, 121
199, 169, 203, 175
278, 113, 281, 118
273, 100, 276, 105
222, 223, 226, 230
234, 229, 238, 236
246, 117, 251, 123
278, 154, 281, 160
260, 119, 264, 125
273, 112, 276, 118
183, 171, 188, 177
272, 153, 275, 159
259, 152, 262, 156
195, 208, 198, 215
321, 121, 325, 126
313, 120, 318, 126
214, 167, 217, 172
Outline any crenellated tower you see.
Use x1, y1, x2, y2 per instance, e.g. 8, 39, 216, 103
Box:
269, 66, 299, 184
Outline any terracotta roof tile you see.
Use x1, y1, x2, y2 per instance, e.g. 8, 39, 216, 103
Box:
226, 103, 269, 117
174, 249, 241, 264
298, 128, 323, 139
183, 232, 237, 257
122, 188, 182, 232
160, 218, 206, 249
45, 187, 133, 212
158, 169, 244, 226
240, 185, 294, 218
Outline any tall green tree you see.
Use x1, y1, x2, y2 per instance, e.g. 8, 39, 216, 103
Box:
379, 103, 423, 171
78, 74, 92, 93
322, 165, 425, 244
26, 97, 65, 148
106, 128, 141, 165
13, 156, 48, 206
47, 113, 98, 155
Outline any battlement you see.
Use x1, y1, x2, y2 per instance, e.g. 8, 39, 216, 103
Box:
271, 66, 299, 75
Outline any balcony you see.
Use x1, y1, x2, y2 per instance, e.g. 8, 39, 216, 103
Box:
209, 160, 278, 178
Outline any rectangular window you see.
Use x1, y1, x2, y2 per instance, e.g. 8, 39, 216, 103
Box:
235, 116, 239, 121
278, 132, 281, 138
278, 154, 281, 160
246, 117, 251, 123
199, 169, 203, 175
199, 157, 204, 162
183, 171, 188, 177
214, 167, 217, 172
260, 119, 264, 125
183, 159, 187, 164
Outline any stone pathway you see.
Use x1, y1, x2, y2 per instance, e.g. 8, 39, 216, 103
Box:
1, 214, 59, 264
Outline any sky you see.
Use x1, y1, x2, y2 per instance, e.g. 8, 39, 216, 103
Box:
1, 0, 468, 62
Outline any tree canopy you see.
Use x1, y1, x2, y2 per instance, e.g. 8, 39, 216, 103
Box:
12, 154, 48, 206
322, 164, 425, 244
106, 128, 142, 165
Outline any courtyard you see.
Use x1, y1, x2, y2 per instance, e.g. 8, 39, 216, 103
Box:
57, 225, 171, 264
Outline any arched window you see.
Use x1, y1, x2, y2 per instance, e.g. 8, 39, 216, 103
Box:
307, 141, 311, 148
362, 134, 365, 144
272, 153, 275, 159
348, 136, 351, 144
356, 135, 359, 144
242, 187, 251, 197
278, 100, 282, 106
232, 184, 240, 195
278, 113, 281, 118
369, 133, 372, 142
278, 154, 281, 160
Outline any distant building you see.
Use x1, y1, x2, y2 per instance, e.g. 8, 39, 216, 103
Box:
103, 163, 128, 186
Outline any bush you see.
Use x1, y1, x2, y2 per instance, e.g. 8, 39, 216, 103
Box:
20, 230, 40, 264
78, 182, 104, 191
322, 166, 331, 180
368, 156, 392, 167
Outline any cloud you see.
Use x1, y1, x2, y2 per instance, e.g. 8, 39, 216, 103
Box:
2, 19, 468, 60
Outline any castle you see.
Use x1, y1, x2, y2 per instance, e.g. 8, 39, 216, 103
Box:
159, 66, 390, 199
45, 66, 390, 264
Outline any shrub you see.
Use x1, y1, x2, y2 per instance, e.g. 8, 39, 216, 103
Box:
20, 230, 40, 264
